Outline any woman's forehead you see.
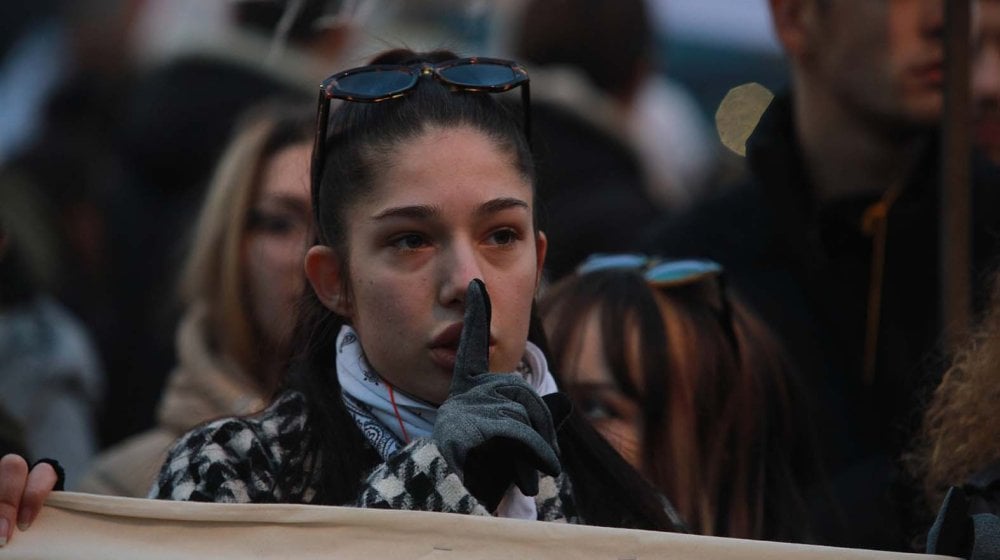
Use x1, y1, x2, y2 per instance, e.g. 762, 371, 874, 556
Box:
360, 125, 532, 214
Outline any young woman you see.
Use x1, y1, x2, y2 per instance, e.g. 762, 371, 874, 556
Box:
0, 49, 679, 543
539, 256, 822, 541
76, 103, 314, 497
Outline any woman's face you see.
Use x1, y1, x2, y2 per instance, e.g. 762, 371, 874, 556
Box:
331, 125, 546, 405
243, 142, 312, 350
558, 310, 643, 470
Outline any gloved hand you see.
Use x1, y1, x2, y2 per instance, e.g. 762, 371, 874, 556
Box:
432, 279, 562, 511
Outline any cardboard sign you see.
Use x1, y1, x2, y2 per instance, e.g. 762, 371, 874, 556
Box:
0, 492, 954, 559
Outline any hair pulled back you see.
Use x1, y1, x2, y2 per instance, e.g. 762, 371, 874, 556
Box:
287, 48, 536, 506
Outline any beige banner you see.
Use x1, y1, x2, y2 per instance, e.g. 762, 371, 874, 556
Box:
0, 492, 954, 559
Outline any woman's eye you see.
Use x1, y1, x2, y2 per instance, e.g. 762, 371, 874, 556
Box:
579, 396, 620, 421
248, 210, 294, 234
391, 233, 429, 250
488, 228, 519, 246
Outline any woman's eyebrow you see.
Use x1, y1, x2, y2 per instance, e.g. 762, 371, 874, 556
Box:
370, 204, 439, 221
259, 194, 309, 213
475, 197, 529, 217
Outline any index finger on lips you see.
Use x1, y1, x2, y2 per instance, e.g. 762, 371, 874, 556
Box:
453, 279, 492, 384
0, 454, 29, 544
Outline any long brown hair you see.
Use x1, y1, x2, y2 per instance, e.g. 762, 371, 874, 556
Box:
540, 268, 819, 540
180, 101, 312, 393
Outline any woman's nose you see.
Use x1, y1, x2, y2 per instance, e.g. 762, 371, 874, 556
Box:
974, 47, 1000, 103
438, 239, 485, 308
920, 0, 945, 38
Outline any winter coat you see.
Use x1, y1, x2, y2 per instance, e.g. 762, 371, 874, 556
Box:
149, 390, 581, 522
77, 304, 267, 497
0, 296, 104, 489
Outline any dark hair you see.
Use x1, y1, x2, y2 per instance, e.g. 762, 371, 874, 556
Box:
513, 0, 653, 100
283, 49, 675, 530
540, 269, 823, 540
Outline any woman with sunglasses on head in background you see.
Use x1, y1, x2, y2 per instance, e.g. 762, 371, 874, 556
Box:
1, 49, 682, 544
539, 255, 826, 542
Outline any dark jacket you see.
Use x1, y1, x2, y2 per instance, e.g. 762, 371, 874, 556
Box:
643, 94, 1000, 549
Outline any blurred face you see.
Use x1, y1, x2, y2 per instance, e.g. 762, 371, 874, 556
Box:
974, 0, 1000, 163
802, 0, 945, 125
243, 143, 312, 350
337, 125, 546, 405
555, 311, 643, 470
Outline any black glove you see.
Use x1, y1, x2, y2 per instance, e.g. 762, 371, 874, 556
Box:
432, 279, 562, 511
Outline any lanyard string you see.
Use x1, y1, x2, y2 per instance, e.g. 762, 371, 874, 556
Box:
385, 382, 411, 444
860, 180, 906, 387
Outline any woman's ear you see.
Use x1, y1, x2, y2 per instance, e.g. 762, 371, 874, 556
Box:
534, 231, 548, 289
304, 245, 352, 317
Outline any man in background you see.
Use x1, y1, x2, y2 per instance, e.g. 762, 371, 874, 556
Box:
975, 0, 1000, 164
646, 0, 1000, 549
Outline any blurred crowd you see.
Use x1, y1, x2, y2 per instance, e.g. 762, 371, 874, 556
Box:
1, 0, 999, 554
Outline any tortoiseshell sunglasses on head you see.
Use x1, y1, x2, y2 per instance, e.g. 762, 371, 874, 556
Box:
311, 57, 531, 195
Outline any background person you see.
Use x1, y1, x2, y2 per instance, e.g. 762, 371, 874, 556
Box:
909, 273, 1000, 521
0, 174, 104, 491
77, 102, 313, 497
540, 255, 822, 541
974, 0, 1000, 165
509, 0, 662, 280
643, 0, 1000, 548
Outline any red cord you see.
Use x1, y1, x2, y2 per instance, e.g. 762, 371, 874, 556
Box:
387, 383, 410, 443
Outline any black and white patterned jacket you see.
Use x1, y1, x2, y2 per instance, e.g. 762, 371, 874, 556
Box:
150, 391, 581, 522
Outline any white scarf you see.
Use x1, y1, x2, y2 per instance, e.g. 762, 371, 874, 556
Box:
335, 325, 559, 520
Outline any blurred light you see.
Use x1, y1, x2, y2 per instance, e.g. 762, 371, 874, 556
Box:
715, 82, 774, 157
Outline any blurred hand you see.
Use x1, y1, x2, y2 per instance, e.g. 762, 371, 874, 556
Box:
0, 454, 58, 546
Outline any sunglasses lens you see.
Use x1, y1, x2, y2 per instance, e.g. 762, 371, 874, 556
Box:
332, 68, 416, 99
646, 260, 722, 283
439, 63, 518, 87
577, 254, 649, 275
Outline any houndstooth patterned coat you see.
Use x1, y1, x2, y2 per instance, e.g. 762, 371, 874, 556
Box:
150, 391, 581, 522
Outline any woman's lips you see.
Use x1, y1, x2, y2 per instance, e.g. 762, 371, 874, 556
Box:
428, 322, 496, 371
912, 61, 944, 85
429, 347, 459, 371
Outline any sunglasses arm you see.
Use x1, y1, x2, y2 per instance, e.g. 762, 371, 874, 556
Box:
312, 91, 331, 200
521, 82, 532, 149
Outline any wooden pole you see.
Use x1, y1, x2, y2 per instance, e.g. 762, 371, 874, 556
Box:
941, 0, 973, 348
